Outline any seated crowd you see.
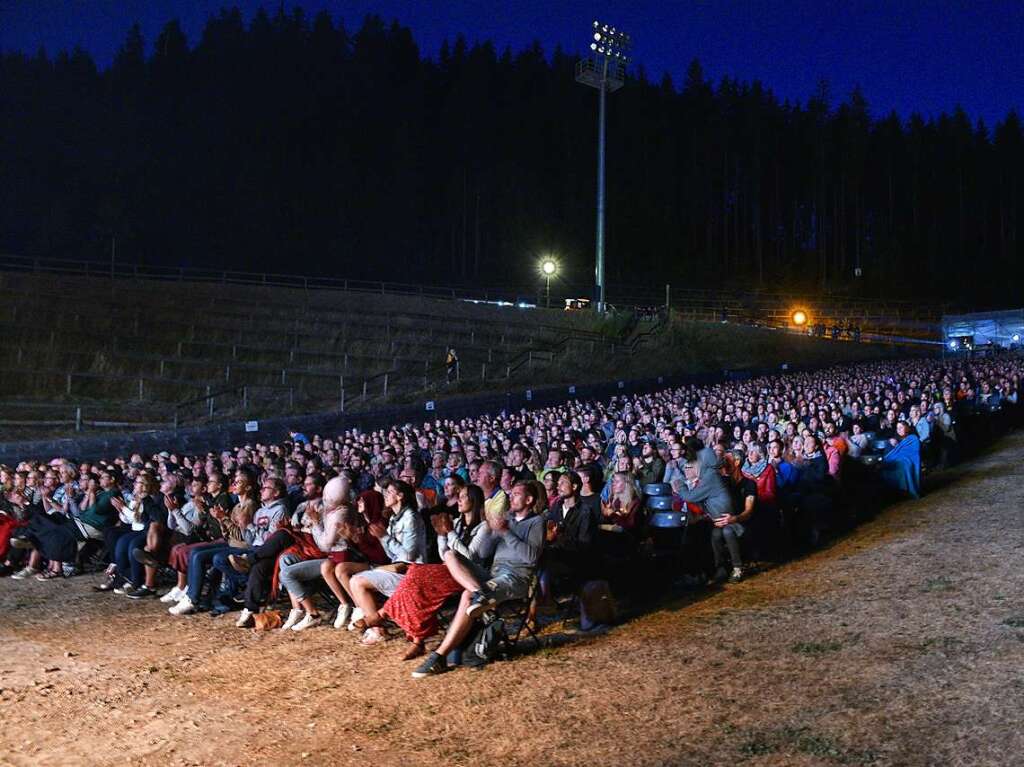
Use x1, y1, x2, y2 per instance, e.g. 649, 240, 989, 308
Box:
0, 354, 1019, 678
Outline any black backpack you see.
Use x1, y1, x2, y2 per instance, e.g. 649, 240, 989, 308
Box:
468, 615, 508, 665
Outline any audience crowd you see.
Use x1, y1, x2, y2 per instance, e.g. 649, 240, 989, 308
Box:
0, 353, 1019, 678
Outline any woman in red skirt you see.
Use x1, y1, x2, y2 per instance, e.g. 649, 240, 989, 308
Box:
372, 484, 488, 660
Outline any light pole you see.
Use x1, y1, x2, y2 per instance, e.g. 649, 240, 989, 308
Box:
540, 258, 558, 308
576, 20, 630, 313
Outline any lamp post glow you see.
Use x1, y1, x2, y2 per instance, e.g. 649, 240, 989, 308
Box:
576, 21, 631, 313
791, 309, 808, 327
540, 258, 558, 308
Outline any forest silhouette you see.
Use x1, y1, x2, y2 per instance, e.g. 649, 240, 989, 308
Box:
1, 6, 1021, 304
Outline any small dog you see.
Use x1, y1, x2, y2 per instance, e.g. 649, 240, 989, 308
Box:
252, 610, 283, 631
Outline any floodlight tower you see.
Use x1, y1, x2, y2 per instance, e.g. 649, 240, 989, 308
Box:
576, 20, 631, 313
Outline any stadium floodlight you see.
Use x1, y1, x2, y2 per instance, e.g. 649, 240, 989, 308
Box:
1013, 333, 1021, 343
539, 257, 559, 307
948, 340, 959, 351
576, 20, 632, 313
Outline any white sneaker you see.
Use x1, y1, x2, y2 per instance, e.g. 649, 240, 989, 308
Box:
169, 595, 195, 616
160, 587, 185, 603
291, 612, 322, 632
281, 608, 304, 631
10, 566, 40, 580
334, 605, 353, 630
347, 607, 364, 631
235, 608, 255, 628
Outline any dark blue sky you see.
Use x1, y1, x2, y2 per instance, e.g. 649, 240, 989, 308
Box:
2, 0, 1022, 127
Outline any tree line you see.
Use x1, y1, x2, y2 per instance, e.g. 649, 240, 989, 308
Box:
1, 6, 1021, 305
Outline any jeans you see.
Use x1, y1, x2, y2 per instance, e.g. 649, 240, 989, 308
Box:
115, 530, 147, 586
186, 543, 229, 603
211, 546, 251, 600
278, 557, 326, 602
710, 524, 742, 569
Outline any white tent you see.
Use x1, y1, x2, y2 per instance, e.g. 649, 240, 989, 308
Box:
942, 309, 1024, 348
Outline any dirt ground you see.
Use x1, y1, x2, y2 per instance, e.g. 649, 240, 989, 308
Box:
2, 436, 1023, 767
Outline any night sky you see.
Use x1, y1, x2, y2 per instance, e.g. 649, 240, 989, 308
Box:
2, 0, 1023, 127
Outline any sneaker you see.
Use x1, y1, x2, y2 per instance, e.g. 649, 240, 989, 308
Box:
36, 569, 63, 581
281, 608, 304, 631
334, 605, 353, 630
62, 563, 77, 577
347, 607, 364, 631
127, 585, 158, 599
159, 587, 185, 603
235, 608, 255, 628
411, 651, 449, 679
465, 589, 497, 620
729, 567, 743, 583
359, 627, 387, 646
120, 584, 143, 597
292, 612, 322, 632
169, 596, 195, 616
710, 567, 728, 585
228, 554, 251, 574
10, 566, 40, 580
132, 549, 161, 568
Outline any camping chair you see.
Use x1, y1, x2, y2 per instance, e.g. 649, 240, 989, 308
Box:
494, 571, 542, 653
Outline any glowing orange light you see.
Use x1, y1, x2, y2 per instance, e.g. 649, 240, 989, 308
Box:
791, 310, 808, 326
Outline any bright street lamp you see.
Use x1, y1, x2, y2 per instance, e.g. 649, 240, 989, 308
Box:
539, 258, 558, 308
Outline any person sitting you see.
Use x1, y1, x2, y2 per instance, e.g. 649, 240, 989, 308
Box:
792, 435, 832, 548
320, 489, 390, 629
715, 451, 757, 581
412, 480, 544, 678
169, 471, 258, 616
540, 470, 597, 602
673, 445, 734, 571
879, 420, 922, 499
363, 484, 490, 658
635, 439, 666, 488
275, 475, 348, 631
347, 479, 427, 635
216, 476, 291, 626
742, 444, 779, 561
541, 469, 562, 510
597, 470, 641, 565
128, 473, 186, 598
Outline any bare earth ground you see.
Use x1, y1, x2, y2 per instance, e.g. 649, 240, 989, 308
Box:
2, 436, 1023, 767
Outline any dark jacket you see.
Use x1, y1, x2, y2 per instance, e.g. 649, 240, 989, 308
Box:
546, 496, 594, 553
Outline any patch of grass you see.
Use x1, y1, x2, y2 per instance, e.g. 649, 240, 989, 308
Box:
739, 733, 779, 756
791, 640, 843, 655
739, 726, 880, 764
916, 636, 965, 653
921, 576, 955, 593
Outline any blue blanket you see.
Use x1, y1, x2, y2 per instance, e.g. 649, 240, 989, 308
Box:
880, 434, 921, 498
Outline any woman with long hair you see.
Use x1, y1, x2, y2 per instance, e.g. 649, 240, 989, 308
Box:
365, 484, 489, 659
347, 479, 426, 636
320, 488, 389, 629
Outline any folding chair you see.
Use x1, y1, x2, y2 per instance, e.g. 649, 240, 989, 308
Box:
493, 571, 542, 653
